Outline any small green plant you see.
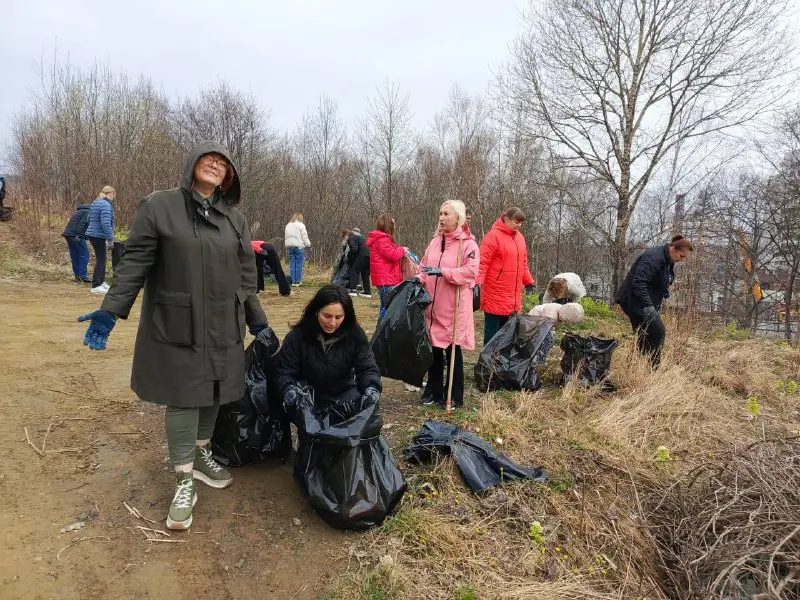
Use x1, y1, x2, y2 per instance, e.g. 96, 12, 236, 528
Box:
522, 291, 540, 313
654, 446, 671, 462
746, 395, 761, 416
579, 296, 615, 319
778, 380, 799, 394
114, 226, 128, 242
725, 321, 750, 341
529, 520, 546, 548
452, 584, 477, 600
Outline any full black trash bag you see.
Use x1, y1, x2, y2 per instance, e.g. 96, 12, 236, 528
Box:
291, 386, 406, 530
211, 328, 291, 466
369, 279, 433, 386
331, 261, 350, 286
404, 420, 546, 493
474, 314, 556, 392
560, 334, 619, 388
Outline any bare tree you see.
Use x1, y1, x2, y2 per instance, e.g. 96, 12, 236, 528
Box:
365, 81, 413, 213
503, 0, 795, 294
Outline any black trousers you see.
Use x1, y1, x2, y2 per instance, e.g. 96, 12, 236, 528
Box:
88, 236, 107, 287
349, 256, 371, 294
255, 246, 290, 295
627, 312, 666, 368
423, 345, 464, 408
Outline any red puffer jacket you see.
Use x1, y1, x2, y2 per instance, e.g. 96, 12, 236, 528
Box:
366, 230, 405, 287
475, 218, 534, 315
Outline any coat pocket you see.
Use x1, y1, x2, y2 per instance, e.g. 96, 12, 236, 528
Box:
152, 290, 193, 346
235, 288, 247, 343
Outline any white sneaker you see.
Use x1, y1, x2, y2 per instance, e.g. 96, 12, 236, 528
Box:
91, 286, 108, 295
348, 291, 358, 297
359, 293, 372, 298
100, 282, 110, 290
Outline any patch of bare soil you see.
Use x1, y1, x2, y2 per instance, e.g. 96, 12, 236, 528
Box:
0, 279, 416, 600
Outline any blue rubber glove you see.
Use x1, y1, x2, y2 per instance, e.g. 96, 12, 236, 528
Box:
363, 387, 380, 405
524, 285, 536, 295
78, 309, 117, 350
421, 267, 443, 277
249, 323, 268, 336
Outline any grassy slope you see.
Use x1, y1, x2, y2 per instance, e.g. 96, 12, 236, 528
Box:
3, 222, 798, 599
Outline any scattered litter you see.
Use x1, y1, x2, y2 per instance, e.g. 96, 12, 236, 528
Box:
60, 521, 86, 533
292, 518, 301, 527
404, 420, 547, 493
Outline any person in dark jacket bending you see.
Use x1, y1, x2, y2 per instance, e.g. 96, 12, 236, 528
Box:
347, 227, 372, 297
615, 235, 694, 367
276, 285, 381, 410
77, 142, 268, 531
62, 204, 91, 283
251, 239, 291, 296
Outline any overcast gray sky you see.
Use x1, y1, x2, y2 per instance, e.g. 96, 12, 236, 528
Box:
1, 0, 528, 166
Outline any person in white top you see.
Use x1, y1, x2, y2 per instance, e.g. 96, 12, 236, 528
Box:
284, 213, 311, 286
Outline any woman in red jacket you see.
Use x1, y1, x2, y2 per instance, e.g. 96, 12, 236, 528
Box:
475, 207, 535, 344
366, 214, 408, 319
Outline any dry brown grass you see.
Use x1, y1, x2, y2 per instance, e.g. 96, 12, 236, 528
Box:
329, 314, 800, 599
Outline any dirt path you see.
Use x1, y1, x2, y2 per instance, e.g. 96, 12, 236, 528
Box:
0, 279, 400, 600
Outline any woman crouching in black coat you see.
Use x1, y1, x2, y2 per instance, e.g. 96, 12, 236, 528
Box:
276, 284, 381, 409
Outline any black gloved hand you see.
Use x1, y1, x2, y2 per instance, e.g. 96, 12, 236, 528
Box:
524, 284, 536, 295
642, 306, 659, 321
362, 387, 380, 405
283, 386, 301, 411
249, 323, 268, 336
422, 267, 443, 277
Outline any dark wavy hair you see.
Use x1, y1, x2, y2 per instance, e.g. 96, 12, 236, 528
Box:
293, 284, 366, 341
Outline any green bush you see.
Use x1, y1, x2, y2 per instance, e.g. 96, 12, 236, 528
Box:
522, 291, 540, 313
579, 296, 615, 319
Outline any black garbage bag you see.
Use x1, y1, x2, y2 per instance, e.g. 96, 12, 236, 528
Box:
474, 314, 556, 392
404, 420, 546, 493
369, 279, 433, 386
331, 260, 350, 286
291, 386, 406, 530
211, 328, 291, 466
560, 334, 619, 388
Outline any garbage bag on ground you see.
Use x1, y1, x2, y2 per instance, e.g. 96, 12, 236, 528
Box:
403, 420, 547, 493
370, 279, 433, 386
211, 328, 291, 466
291, 386, 406, 530
474, 314, 556, 392
560, 334, 618, 389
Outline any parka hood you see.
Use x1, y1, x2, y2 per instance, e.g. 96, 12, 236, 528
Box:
179, 140, 241, 206
366, 230, 390, 247
76, 203, 90, 210
492, 217, 517, 236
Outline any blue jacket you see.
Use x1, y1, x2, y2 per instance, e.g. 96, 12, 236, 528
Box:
85, 197, 115, 241
62, 204, 91, 238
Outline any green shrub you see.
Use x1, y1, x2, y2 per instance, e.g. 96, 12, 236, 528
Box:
579, 296, 615, 319
522, 291, 540, 313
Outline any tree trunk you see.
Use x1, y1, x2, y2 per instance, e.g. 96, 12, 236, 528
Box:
610, 196, 631, 301
785, 272, 795, 344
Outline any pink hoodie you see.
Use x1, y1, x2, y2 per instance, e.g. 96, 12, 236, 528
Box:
419, 226, 480, 350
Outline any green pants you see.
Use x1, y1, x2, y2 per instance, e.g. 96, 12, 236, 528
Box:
165, 401, 220, 465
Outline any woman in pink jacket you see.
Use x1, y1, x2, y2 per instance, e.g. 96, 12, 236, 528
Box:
418, 200, 480, 409
366, 214, 407, 320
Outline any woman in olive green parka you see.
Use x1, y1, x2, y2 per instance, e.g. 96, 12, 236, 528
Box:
79, 141, 268, 530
